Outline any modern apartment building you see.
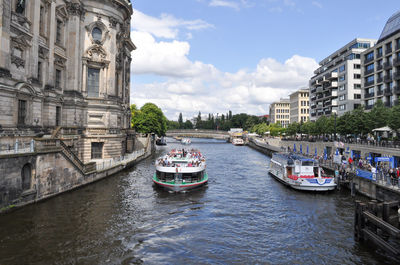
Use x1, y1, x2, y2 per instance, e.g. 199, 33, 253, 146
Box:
309, 38, 376, 121
361, 11, 400, 109
289, 89, 309, 123
269, 98, 290, 128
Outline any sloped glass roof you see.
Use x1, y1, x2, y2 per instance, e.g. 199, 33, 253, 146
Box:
378, 10, 400, 42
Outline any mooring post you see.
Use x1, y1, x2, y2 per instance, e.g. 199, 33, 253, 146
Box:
354, 200, 360, 240
351, 181, 356, 197
359, 202, 367, 241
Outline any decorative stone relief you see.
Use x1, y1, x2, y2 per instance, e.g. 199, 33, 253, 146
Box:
66, 2, 85, 19
11, 56, 25, 68
55, 5, 68, 22
54, 54, 66, 68
109, 16, 119, 29
38, 46, 49, 59
86, 45, 107, 60
11, 11, 31, 30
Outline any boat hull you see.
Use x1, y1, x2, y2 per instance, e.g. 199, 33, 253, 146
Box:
153, 174, 208, 192
269, 158, 336, 192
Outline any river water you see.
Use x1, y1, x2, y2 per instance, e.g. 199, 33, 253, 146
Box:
0, 138, 397, 264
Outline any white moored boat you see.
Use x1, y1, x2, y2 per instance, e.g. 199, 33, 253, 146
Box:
153, 149, 208, 192
269, 153, 336, 191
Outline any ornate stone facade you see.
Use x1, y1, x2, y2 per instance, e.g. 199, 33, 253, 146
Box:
0, 0, 135, 162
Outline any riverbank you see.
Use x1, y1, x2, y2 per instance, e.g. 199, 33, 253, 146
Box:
247, 136, 400, 201
0, 136, 154, 214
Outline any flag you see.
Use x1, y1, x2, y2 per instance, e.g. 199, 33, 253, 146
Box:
306, 145, 309, 155
293, 143, 296, 153
300, 144, 303, 154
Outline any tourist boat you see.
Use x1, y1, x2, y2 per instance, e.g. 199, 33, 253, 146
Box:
232, 138, 244, 146
269, 153, 336, 191
181, 138, 191, 145
153, 149, 208, 192
156, 136, 167, 146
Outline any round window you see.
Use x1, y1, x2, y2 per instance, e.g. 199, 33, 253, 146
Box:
92, 27, 102, 42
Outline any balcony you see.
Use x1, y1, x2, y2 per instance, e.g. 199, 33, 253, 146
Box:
384, 62, 392, 69
325, 110, 332, 115
386, 47, 392, 54
376, 52, 383, 59
394, 72, 400, 80
317, 94, 324, 99
377, 90, 384, 96
377, 77, 383, 83
311, 113, 316, 117
385, 101, 392, 108
365, 57, 374, 63
384, 75, 392, 82
364, 68, 374, 75
365, 104, 373, 110
310, 88, 317, 94
396, 43, 400, 51
365, 80, 374, 87
316, 86, 323, 93
394, 86, 400, 94
311, 105, 317, 109
384, 88, 392, 96
364, 92, 375, 98
394, 58, 400, 67
325, 101, 332, 106
377, 64, 383, 71
395, 100, 399, 106
325, 72, 338, 80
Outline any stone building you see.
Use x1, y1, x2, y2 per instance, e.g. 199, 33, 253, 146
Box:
0, 0, 135, 162
269, 98, 290, 128
361, 10, 400, 109
289, 88, 309, 124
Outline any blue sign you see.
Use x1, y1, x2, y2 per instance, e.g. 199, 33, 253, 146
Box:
300, 144, 303, 154
306, 145, 309, 155
356, 169, 374, 181
293, 143, 296, 153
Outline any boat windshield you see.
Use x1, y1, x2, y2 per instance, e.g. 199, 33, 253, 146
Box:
302, 161, 314, 166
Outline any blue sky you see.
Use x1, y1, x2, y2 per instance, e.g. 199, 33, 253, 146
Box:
130, 0, 398, 120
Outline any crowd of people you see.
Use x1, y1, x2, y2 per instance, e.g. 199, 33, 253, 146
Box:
157, 149, 205, 168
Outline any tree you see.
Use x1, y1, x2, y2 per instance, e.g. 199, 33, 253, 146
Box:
367, 99, 389, 131
167, 120, 180, 130
388, 104, 400, 131
184, 120, 193, 129
130, 104, 139, 128
133, 103, 167, 136
228, 110, 232, 120
287, 122, 300, 136
178, 113, 183, 129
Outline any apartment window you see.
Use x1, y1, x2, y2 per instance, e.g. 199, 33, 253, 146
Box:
366, 63, 374, 71
339, 105, 346, 111
56, 106, 61, 126
366, 51, 374, 60
91, 142, 104, 159
377, 47, 383, 57
386, 42, 392, 51
92, 27, 102, 42
389, 82, 393, 89
377, 84, 383, 92
377, 59, 383, 68
18, 99, 27, 125
339, 65, 345, 72
354, 84, 361, 89
348, 53, 361, 60
338, 85, 345, 91
339, 75, 345, 82
366, 75, 374, 83
354, 94, 361, 99
367, 99, 374, 106
354, 74, 361, 79
368, 87, 374, 94
56, 19, 62, 45
37, 61, 42, 82
87, 68, 100, 97
339, 95, 346, 101
55, 69, 61, 89
354, 64, 361, 69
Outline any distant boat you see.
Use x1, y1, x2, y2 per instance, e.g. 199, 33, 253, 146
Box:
232, 138, 244, 146
156, 137, 167, 146
181, 138, 191, 145
269, 152, 336, 191
153, 149, 208, 192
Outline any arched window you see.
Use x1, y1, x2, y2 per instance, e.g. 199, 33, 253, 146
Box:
92, 27, 102, 42
21, 163, 31, 190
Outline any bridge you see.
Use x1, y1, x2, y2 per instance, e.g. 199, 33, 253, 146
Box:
166, 129, 230, 140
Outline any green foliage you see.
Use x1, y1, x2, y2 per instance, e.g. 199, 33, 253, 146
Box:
286, 122, 300, 136
133, 103, 167, 137
178, 113, 183, 128
388, 104, 400, 131
167, 120, 180, 130
130, 104, 139, 128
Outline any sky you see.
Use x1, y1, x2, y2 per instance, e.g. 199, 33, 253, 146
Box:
129, 0, 399, 121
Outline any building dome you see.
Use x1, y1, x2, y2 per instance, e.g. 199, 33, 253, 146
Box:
378, 10, 400, 43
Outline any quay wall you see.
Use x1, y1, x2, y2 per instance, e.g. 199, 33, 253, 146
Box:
247, 137, 400, 201
0, 136, 153, 213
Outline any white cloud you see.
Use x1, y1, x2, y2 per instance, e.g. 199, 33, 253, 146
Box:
311, 1, 322, 8
130, 10, 318, 120
209, 0, 240, 10
132, 9, 213, 39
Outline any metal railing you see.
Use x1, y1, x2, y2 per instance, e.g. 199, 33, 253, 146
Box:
96, 149, 145, 171
0, 139, 35, 155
